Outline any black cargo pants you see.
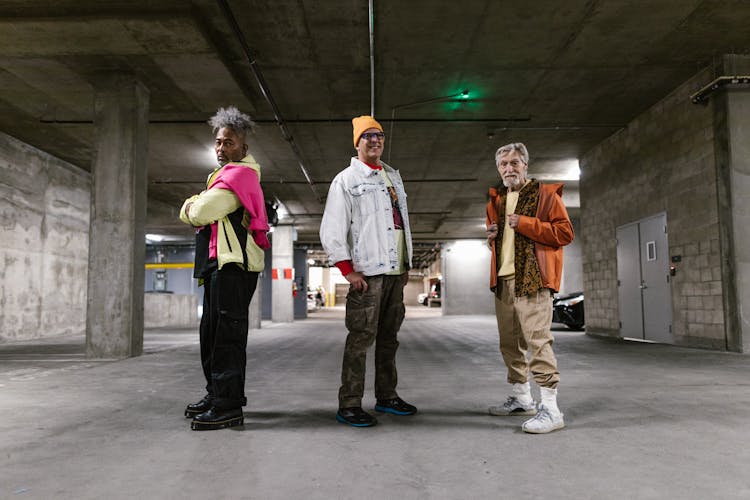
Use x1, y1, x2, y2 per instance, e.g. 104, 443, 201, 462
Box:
199, 263, 259, 410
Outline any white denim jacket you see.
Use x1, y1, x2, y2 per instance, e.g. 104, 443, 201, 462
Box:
320, 157, 413, 276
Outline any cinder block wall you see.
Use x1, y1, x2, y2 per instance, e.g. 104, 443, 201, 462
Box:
580, 67, 726, 348
0, 132, 90, 342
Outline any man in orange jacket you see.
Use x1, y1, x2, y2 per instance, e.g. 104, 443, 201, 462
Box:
485, 142, 574, 434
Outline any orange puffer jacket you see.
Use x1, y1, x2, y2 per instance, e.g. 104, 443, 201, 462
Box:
486, 181, 574, 294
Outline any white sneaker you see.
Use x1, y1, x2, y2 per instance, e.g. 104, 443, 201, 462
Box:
488, 396, 538, 416
521, 404, 564, 434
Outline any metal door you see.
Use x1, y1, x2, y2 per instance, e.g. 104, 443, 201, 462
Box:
639, 215, 673, 343
616, 223, 644, 339
616, 213, 673, 343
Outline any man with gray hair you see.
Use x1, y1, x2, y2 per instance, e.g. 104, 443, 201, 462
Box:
485, 142, 574, 433
180, 106, 270, 430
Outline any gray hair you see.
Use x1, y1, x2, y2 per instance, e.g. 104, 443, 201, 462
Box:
495, 142, 529, 166
208, 106, 255, 137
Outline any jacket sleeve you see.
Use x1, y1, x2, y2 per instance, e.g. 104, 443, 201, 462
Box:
319, 175, 353, 265
515, 193, 574, 247
182, 188, 242, 227
486, 189, 500, 228
180, 194, 200, 225
485, 201, 498, 248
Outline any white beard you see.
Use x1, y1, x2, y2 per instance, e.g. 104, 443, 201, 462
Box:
502, 176, 522, 190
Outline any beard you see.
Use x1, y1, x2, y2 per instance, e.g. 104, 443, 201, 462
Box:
502, 175, 522, 190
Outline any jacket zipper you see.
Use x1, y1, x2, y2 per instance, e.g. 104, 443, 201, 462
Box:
222, 220, 232, 251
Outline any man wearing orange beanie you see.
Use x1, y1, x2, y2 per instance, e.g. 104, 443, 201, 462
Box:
320, 115, 417, 427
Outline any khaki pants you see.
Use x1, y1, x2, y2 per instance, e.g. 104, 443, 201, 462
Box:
339, 274, 406, 408
494, 278, 560, 389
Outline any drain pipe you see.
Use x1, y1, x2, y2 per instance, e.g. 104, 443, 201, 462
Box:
216, 0, 323, 203
369, 0, 375, 117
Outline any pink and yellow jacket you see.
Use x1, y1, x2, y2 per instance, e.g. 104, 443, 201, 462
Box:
180, 155, 270, 272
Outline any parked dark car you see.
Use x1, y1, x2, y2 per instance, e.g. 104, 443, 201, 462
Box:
552, 291, 584, 330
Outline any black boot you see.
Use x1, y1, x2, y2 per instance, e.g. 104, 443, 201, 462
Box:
191, 407, 244, 431
336, 407, 378, 427
184, 395, 212, 418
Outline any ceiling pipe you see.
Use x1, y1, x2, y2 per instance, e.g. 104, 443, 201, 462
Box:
369, 0, 375, 117
216, 0, 323, 203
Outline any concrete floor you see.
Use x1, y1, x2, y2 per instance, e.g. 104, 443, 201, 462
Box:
2, 307, 749, 500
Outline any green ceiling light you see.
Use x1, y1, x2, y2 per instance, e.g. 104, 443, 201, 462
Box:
387, 88, 473, 161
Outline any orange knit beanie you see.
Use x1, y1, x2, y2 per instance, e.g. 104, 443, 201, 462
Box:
352, 115, 383, 147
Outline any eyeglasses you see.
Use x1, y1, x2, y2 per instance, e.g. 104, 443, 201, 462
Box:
498, 159, 526, 169
361, 132, 385, 141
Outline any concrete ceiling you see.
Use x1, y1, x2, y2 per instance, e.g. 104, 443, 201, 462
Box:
1, 0, 749, 260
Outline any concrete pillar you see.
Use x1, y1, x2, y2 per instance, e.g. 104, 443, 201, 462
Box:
714, 54, 750, 352
86, 74, 149, 358
271, 225, 295, 322
293, 248, 308, 319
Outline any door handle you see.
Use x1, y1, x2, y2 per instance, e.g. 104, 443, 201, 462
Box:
639, 281, 648, 290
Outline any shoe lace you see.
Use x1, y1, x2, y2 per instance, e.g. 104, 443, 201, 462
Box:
504, 396, 519, 409
529, 406, 552, 424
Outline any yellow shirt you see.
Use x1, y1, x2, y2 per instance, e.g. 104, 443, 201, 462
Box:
498, 190, 520, 279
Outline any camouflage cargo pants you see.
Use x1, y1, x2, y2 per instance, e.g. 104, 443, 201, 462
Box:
339, 274, 406, 408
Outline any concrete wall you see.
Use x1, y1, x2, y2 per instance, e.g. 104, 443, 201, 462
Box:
0, 132, 90, 342
143, 293, 199, 328
442, 240, 494, 315
580, 66, 725, 348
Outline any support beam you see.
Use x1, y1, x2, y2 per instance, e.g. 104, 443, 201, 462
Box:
86, 74, 149, 358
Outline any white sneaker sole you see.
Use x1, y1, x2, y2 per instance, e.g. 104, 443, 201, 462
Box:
522, 420, 565, 434
488, 407, 538, 416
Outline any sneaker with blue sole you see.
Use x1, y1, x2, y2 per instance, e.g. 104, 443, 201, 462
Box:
374, 397, 417, 416
337, 407, 378, 427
